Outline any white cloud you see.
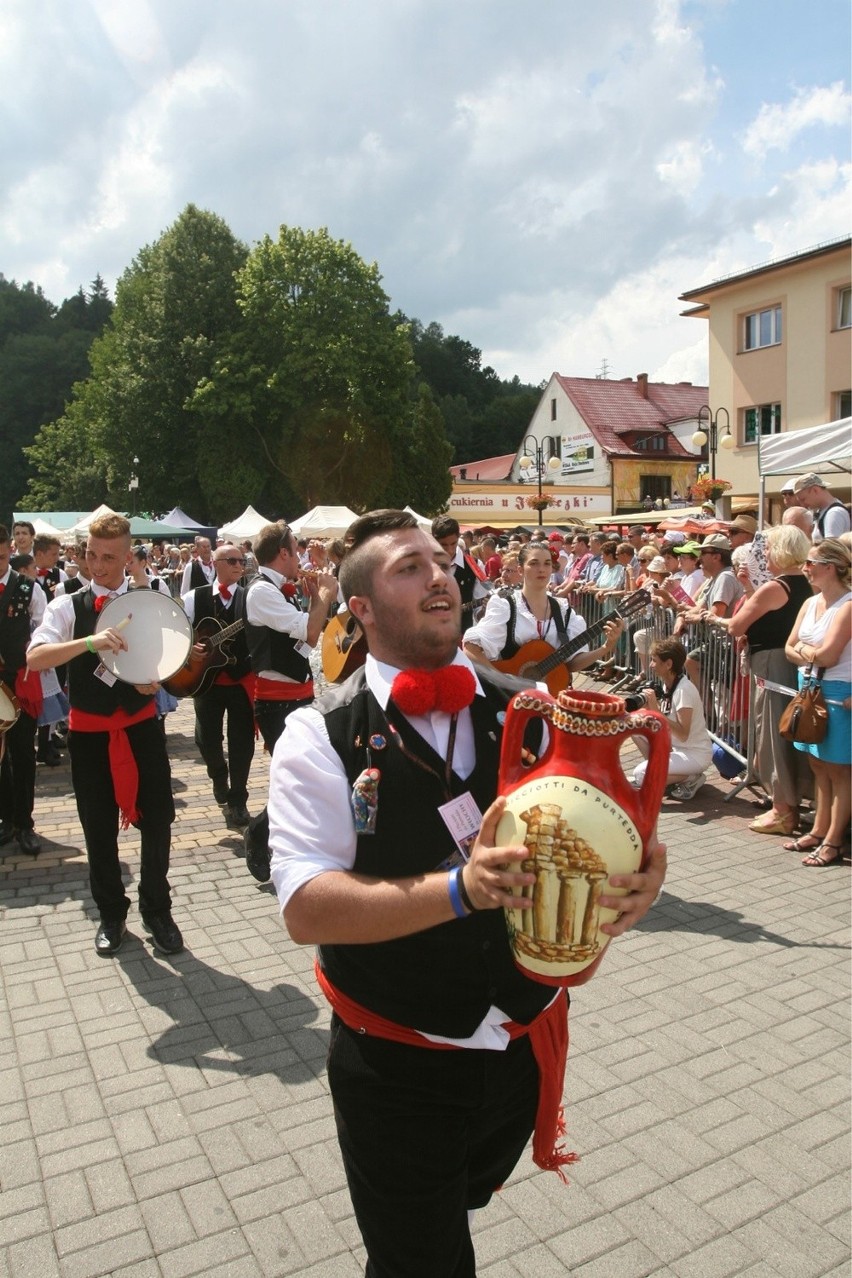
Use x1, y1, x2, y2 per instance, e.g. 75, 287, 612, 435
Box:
743, 82, 852, 158
656, 139, 713, 197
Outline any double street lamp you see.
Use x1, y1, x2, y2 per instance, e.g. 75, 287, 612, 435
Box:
691, 406, 734, 481
519, 435, 561, 525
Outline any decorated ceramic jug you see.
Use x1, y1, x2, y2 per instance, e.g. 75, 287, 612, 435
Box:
496, 687, 670, 987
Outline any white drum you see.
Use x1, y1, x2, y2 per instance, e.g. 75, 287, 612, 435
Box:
94, 591, 192, 685
0, 683, 20, 734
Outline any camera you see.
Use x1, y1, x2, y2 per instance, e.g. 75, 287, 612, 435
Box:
621, 678, 663, 712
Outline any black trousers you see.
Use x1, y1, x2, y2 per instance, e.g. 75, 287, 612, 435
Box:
327, 1016, 539, 1278
193, 682, 255, 805
253, 697, 308, 753
69, 717, 175, 922
0, 705, 36, 832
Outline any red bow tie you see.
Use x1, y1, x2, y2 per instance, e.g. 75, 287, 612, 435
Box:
391, 666, 476, 717
38, 568, 50, 577
281, 582, 298, 599
219, 586, 232, 601
0, 583, 5, 596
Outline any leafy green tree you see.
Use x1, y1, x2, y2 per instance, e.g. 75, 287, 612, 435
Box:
1, 276, 113, 518
26, 205, 248, 515
195, 226, 424, 513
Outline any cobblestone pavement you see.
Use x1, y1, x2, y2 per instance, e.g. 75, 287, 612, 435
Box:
1, 698, 849, 1277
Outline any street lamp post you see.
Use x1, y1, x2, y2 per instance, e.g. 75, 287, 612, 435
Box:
129, 456, 140, 516
691, 406, 734, 481
519, 434, 561, 526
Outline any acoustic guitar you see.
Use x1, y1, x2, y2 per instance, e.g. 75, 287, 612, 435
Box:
162, 615, 247, 698
321, 611, 368, 684
492, 589, 651, 695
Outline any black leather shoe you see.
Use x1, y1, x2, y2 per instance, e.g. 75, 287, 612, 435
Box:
17, 829, 42, 856
226, 804, 251, 830
244, 812, 271, 883
0, 821, 15, 847
142, 912, 184, 955
95, 918, 127, 956
212, 780, 229, 806
36, 749, 63, 767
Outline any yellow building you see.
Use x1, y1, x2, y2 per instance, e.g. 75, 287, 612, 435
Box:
679, 236, 851, 506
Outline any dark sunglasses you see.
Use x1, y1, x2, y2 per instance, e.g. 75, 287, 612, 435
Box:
220, 557, 247, 566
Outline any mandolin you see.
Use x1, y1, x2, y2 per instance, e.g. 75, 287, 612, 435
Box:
162, 615, 246, 698
491, 590, 651, 695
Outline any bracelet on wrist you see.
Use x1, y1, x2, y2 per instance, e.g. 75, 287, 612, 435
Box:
457, 866, 478, 913
447, 866, 469, 919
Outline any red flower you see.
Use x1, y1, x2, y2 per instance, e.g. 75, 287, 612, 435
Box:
280, 582, 298, 599
93, 595, 108, 613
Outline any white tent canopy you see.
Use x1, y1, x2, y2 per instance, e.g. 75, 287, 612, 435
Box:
69, 503, 118, 535
403, 505, 433, 531
218, 505, 271, 540
289, 505, 358, 538
758, 418, 851, 529
758, 417, 851, 477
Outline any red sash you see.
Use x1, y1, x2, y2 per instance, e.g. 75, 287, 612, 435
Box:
68, 703, 156, 828
254, 677, 313, 703
314, 960, 577, 1180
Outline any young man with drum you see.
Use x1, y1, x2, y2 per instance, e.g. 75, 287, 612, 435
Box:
27, 513, 181, 957
268, 509, 666, 1278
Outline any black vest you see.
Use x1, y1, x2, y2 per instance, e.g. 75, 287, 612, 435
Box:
67, 590, 152, 716
62, 576, 86, 595
316, 668, 555, 1037
189, 560, 214, 591
244, 575, 311, 683
35, 566, 62, 600
0, 571, 34, 676
192, 583, 252, 680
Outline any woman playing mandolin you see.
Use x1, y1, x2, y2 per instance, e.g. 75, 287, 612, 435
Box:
462, 543, 623, 695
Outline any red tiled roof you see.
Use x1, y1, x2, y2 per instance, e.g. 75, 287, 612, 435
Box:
450, 454, 515, 481
554, 376, 708, 458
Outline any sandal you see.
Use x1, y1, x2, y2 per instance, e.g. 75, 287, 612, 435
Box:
802, 843, 843, 867
783, 834, 824, 852
749, 811, 796, 835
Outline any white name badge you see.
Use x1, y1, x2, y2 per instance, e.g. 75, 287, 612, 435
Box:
295, 640, 313, 659
438, 791, 484, 860
93, 663, 118, 687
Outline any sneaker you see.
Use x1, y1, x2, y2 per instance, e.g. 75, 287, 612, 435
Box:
670, 772, 706, 801
142, 912, 184, 955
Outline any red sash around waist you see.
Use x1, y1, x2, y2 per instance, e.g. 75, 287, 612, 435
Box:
314, 959, 576, 1180
254, 676, 313, 702
68, 703, 156, 829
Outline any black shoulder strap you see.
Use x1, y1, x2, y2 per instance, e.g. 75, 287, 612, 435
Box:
548, 595, 570, 643
502, 590, 518, 658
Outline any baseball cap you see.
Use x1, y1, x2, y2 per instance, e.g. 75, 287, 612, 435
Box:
548, 531, 564, 542
699, 533, 732, 552
674, 541, 702, 556
647, 556, 669, 574
661, 531, 686, 546
779, 478, 797, 493
793, 472, 827, 493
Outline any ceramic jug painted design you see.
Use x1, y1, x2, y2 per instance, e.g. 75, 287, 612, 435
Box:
496, 687, 670, 986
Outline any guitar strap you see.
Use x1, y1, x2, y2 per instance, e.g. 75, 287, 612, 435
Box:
500, 593, 570, 660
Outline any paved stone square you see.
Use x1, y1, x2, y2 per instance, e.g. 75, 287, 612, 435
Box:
1, 698, 849, 1276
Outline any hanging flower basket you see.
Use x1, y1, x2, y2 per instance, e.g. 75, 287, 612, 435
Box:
526, 491, 554, 511
690, 476, 732, 503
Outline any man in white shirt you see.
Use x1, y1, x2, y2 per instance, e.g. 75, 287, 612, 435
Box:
792, 473, 851, 541
268, 509, 666, 1277
180, 537, 216, 594
0, 526, 46, 853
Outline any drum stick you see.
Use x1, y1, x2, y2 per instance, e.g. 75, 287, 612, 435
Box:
115, 614, 132, 632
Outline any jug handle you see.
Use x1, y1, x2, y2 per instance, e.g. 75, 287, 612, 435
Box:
626, 708, 671, 846
498, 690, 557, 789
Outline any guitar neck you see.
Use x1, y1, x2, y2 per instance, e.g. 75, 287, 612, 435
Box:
207, 618, 245, 648
531, 590, 649, 679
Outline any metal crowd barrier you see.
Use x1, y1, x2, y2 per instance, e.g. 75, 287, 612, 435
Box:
565, 591, 765, 803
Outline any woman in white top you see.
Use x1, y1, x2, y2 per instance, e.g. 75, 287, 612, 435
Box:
462, 542, 622, 685
783, 539, 852, 867
632, 637, 712, 800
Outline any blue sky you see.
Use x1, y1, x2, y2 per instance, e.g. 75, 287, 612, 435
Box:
1, 0, 849, 387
